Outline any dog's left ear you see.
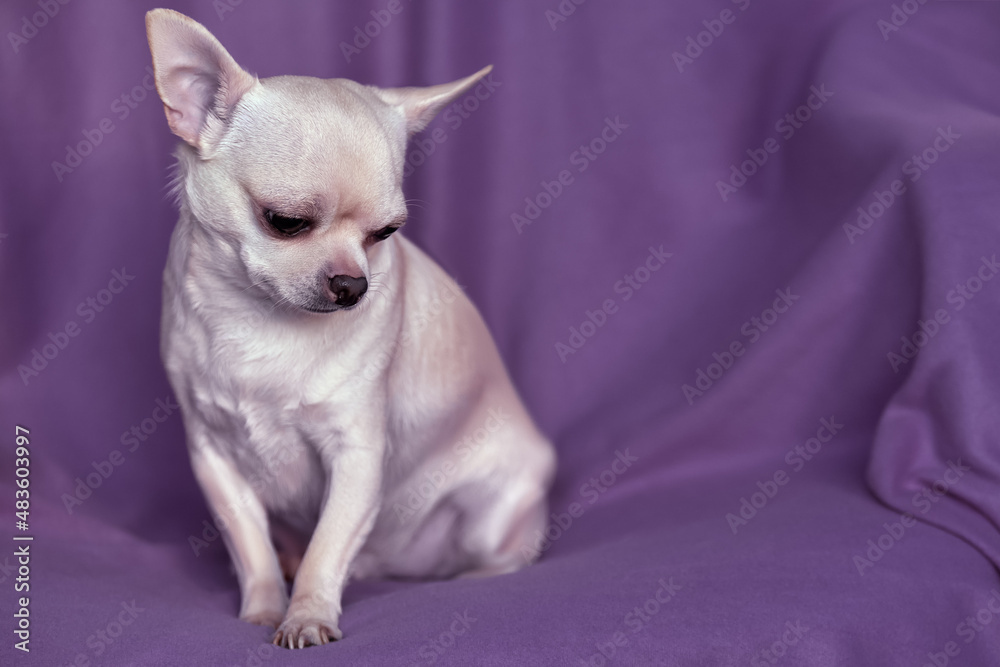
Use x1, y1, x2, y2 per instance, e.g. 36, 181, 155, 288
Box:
146, 8, 257, 153
377, 65, 493, 136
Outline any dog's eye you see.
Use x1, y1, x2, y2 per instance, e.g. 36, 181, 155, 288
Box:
371, 225, 400, 242
264, 209, 310, 236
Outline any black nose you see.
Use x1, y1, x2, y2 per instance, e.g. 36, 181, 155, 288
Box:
329, 275, 367, 307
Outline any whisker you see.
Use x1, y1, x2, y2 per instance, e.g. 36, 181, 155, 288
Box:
240, 279, 271, 295
267, 294, 294, 314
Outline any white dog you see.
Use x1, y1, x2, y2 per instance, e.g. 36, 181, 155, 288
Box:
146, 9, 556, 649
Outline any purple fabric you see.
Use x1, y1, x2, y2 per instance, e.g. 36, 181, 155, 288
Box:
2, 0, 1000, 664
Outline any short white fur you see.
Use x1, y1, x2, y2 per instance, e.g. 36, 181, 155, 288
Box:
146, 9, 556, 650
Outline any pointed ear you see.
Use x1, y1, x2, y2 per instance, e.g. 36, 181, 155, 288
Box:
376, 65, 493, 135
145, 9, 257, 152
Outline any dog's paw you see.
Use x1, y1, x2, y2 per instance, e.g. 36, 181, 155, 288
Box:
240, 609, 285, 629
273, 615, 342, 649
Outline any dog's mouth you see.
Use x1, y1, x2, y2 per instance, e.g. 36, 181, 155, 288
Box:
302, 299, 363, 314
252, 278, 366, 315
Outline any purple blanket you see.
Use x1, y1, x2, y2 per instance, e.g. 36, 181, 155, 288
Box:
3, 0, 1000, 665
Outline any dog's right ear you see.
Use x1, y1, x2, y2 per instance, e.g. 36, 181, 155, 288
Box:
146, 9, 257, 153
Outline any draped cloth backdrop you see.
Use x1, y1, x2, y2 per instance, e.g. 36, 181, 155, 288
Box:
1, 1, 999, 665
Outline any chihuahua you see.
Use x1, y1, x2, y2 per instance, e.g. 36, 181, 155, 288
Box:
146, 9, 556, 649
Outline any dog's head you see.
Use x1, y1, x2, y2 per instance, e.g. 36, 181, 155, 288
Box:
146, 9, 489, 313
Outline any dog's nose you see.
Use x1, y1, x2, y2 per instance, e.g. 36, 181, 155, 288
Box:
329, 275, 367, 307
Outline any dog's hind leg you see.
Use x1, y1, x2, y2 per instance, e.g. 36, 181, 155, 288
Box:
455, 481, 550, 578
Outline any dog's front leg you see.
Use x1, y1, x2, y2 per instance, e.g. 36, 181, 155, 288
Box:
273, 422, 384, 648
189, 444, 288, 627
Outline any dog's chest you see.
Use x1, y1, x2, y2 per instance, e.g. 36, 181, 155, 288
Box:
183, 329, 352, 526
199, 378, 326, 523
165, 262, 397, 527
